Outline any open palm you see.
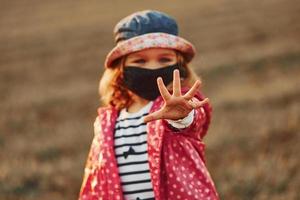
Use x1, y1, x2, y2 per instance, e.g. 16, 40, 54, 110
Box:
143, 69, 209, 123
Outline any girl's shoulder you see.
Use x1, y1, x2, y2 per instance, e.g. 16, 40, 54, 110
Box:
93, 105, 119, 136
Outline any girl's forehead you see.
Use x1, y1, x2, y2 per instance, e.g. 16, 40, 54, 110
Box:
127, 48, 176, 58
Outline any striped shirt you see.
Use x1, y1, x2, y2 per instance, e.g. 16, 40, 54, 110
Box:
112, 101, 194, 200
114, 101, 155, 200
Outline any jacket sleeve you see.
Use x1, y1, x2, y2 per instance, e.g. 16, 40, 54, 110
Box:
78, 116, 101, 198
163, 88, 212, 141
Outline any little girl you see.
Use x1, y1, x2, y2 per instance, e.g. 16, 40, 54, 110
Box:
79, 10, 219, 200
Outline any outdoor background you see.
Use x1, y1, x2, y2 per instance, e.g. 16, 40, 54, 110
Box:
0, 0, 299, 199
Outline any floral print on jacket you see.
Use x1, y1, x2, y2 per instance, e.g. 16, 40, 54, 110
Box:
78, 88, 219, 200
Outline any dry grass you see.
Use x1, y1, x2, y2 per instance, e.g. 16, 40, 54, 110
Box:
0, 0, 299, 199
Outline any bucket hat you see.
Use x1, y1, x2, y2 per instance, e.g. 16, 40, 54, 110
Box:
104, 10, 196, 68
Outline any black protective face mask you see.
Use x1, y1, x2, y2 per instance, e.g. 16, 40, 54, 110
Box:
123, 63, 187, 100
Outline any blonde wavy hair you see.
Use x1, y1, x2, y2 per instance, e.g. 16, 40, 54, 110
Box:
99, 51, 201, 110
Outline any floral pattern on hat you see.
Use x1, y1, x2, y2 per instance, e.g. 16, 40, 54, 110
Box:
104, 32, 196, 68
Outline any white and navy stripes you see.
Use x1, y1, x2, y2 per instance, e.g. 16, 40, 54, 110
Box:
112, 100, 195, 200
114, 101, 155, 200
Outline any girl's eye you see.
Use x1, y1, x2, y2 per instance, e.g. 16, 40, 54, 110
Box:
159, 57, 172, 62
133, 59, 146, 64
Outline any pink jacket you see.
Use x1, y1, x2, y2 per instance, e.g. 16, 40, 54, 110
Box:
78, 89, 219, 200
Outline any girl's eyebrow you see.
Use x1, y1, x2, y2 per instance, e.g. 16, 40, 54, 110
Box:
158, 53, 175, 56
127, 54, 146, 59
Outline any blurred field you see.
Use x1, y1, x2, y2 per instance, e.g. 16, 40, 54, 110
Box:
0, 0, 299, 199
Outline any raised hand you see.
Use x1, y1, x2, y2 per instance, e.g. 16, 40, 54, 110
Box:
143, 69, 209, 123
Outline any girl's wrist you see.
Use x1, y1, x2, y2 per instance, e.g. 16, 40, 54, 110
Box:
165, 109, 195, 129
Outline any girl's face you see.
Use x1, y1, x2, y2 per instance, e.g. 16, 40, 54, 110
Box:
124, 48, 177, 69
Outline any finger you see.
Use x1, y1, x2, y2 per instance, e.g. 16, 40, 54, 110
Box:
172, 69, 181, 97
143, 110, 164, 123
183, 80, 201, 100
157, 77, 171, 101
193, 98, 209, 108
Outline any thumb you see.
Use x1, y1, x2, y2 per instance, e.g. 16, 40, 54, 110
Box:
143, 111, 163, 123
